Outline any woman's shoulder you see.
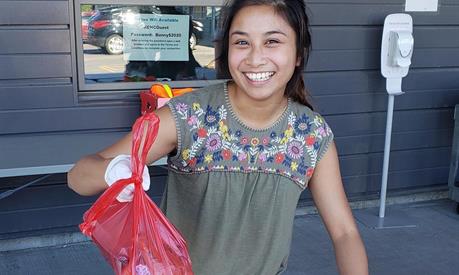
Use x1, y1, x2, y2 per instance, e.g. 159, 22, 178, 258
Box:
289, 100, 327, 124
288, 100, 334, 163
167, 83, 225, 113
288, 99, 333, 140
165, 82, 228, 127
173, 83, 224, 101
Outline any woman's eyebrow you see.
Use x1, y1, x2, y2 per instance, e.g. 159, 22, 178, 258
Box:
265, 30, 287, 37
230, 30, 248, 37
230, 30, 288, 37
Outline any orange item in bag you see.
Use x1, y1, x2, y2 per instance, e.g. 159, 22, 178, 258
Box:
150, 84, 193, 98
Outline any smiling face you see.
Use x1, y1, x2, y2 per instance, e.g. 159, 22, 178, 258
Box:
228, 5, 299, 102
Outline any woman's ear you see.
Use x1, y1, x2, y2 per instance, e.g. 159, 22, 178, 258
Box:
296, 56, 301, 66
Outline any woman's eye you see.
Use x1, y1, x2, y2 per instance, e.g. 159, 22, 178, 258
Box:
234, 40, 248, 46
266, 39, 280, 45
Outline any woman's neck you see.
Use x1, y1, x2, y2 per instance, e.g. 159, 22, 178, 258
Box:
227, 81, 289, 130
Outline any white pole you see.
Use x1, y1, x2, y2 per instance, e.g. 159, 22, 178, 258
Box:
379, 94, 395, 218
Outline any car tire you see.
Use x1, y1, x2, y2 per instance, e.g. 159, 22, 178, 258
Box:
105, 34, 123, 55
189, 33, 197, 50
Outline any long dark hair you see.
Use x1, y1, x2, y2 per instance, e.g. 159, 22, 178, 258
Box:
216, 0, 314, 110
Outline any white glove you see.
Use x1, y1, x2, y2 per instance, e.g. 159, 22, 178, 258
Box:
104, 154, 150, 202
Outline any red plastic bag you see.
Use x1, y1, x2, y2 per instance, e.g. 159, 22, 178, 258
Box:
80, 112, 193, 275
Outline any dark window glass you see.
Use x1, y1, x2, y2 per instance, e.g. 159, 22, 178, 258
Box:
80, 4, 223, 85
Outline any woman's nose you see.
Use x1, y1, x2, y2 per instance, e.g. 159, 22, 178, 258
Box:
245, 46, 267, 67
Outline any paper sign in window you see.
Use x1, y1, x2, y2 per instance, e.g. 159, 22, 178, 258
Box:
123, 14, 190, 61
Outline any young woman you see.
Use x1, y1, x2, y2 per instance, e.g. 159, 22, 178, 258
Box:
68, 1, 369, 274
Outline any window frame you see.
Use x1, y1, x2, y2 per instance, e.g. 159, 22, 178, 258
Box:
74, 0, 226, 99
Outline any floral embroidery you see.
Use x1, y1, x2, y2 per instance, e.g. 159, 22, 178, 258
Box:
294, 114, 312, 135
222, 149, 232, 160
258, 152, 267, 162
176, 103, 188, 113
287, 140, 302, 159
262, 136, 270, 145
275, 153, 285, 164
206, 133, 222, 151
204, 154, 213, 163
192, 103, 201, 111
306, 135, 315, 146
204, 106, 220, 127
306, 167, 314, 178
171, 100, 333, 188
197, 128, 207, 138
238, 152, 247, 161
241, 136, 248, 145
182, 149, 190, 160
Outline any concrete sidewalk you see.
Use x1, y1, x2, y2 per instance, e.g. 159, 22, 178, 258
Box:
1, 199, 458, 275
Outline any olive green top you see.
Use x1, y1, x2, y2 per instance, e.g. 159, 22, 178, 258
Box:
161, 82, 333, 275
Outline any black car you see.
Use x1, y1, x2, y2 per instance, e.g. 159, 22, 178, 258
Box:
86, 6, 203, 55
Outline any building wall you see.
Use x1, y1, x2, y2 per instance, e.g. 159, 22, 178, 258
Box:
0, 0, 458, 234
303, 0, 459, 200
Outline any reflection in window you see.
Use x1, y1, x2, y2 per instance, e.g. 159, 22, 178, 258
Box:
80, 4, 222, 84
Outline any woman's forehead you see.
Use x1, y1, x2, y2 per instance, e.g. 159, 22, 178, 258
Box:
229, 5, 293, 36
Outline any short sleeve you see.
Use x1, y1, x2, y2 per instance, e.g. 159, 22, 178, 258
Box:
313, 113, 334, 163
165, 96, 191, 163
164, 87, 212, 169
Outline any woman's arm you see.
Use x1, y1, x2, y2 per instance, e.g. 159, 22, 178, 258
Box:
308, 142, 369, 275
67, 106, 177, 196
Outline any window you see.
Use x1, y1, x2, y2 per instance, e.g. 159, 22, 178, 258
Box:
75, 1, 225, 93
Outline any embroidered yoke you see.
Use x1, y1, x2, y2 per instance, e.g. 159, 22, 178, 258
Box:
160, 82, 333, 275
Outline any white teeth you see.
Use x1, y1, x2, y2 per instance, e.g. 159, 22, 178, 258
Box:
245, 72, 274, 82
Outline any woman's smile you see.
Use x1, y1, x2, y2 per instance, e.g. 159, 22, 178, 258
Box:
243, 71, 276, 83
